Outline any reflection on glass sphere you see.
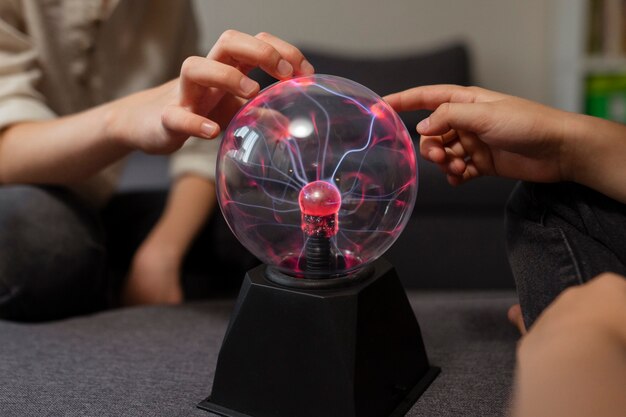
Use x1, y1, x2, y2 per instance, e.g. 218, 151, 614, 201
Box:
216, 74, 417, 278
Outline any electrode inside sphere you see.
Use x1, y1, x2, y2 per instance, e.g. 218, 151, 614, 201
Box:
216, 74, 418, 278
298, 181, 342, 217
299, 180, 341, 241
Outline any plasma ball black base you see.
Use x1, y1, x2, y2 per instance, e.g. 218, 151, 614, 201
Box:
198, 258, 439, 417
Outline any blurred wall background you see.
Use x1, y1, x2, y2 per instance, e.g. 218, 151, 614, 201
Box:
192, 0, 557, 106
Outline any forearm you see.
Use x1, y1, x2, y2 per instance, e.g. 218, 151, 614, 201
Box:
565, 112, 626, 204
0, 102, 131, 184
143, 174, 217, 260
123, 174, 216, 306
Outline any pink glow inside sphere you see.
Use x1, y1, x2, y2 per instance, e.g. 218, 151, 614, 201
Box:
216, 74, 418, 278
298, 181, 342, 217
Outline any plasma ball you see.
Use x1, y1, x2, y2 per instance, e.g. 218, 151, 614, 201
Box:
216, 74, 418, 277
299, 181, 341, 238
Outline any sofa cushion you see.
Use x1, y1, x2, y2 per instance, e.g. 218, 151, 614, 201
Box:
0, 290, 518, 416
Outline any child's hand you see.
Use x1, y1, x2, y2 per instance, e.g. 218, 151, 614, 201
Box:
384, 85, 571, 186
106, 30, 314, 154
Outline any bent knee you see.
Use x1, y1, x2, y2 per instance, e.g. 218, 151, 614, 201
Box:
0, 185, 106, 292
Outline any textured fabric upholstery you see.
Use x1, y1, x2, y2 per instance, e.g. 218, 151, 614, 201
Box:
0, 291, 518, 417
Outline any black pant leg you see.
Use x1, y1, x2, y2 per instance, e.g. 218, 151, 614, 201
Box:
505, 181, 626, 328
0, 185, 107, 321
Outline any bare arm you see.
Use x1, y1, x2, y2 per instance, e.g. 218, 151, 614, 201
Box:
567, 113, 626, 204
0, 29, 314, 306
384, 85, 626, 204
140, 174, 216, 263
123, 174, 216, 305
0, 30, 314, 186
0, 102, 132, 184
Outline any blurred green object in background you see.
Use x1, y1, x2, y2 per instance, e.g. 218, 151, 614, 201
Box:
585, 72, 626, 123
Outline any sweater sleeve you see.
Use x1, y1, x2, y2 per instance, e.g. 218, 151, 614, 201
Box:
0, 3, 56, 132
168, 135, 220, 181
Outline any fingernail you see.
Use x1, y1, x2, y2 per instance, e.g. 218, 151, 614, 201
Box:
201, 122, 217, 138
240, 77, 258, 95
428, 149, 436, 160
300, 59, 314, 75
417, 117, 430, 132
277, 59, 293, 76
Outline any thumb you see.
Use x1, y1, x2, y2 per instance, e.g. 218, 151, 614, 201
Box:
417, 102, 491, 136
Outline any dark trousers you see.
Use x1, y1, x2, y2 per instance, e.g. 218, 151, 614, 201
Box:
505, 181, 626, 329
0, 185, 259, 322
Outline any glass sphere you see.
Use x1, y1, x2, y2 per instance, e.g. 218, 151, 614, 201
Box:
216, 74, 417, 278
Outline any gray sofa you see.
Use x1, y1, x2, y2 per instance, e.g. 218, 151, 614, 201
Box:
0, 43, 521, 416
0, 291, 518, 417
